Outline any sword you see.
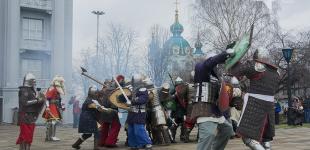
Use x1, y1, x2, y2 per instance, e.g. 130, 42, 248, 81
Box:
168, 73, 175, 87
167, 128, 174, 142
45, 109, 61, 123
113, 77, 132, 106
168, 116, 178, 126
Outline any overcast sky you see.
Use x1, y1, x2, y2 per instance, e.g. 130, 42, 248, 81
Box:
72, 0, 310, 59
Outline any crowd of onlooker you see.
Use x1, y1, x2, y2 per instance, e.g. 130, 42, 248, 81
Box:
275, 96, 310, 125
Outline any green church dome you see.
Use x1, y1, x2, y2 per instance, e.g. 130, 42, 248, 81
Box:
170, 20, 184, 36
164, 10, 191, 56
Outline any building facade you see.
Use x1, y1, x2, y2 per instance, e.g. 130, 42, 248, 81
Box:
0, 0, 73, 123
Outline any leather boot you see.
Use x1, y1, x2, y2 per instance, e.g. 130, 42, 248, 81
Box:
169, 125, 177, 143
19, 142, 26, 150
72, 138, 84, 149
180, 126, 185, 142
183, 128, 191, 143
94, 138, 99, 150
25, 143, 30, 150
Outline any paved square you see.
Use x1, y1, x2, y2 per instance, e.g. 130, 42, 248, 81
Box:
1, 124, 310, 150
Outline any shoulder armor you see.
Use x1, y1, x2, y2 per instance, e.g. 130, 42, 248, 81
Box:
255, 62, 266, 72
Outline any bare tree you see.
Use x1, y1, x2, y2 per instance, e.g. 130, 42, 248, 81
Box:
72, 23, 138, 96
147, 25, 170, 86
104, 23, 138, 76
267, 29, 310, 96
192, 0, 272, 51
72, 48, 93, 97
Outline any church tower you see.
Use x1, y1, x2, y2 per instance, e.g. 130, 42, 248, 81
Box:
163, 0, 194, 82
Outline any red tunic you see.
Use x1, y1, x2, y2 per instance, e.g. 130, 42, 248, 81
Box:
42, 87, 61, 120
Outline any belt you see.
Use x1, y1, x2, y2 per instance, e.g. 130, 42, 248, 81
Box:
131, 107, 146, 113
49, 99, 59, 104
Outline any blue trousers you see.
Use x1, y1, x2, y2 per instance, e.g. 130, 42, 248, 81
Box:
128, 124, 152, 148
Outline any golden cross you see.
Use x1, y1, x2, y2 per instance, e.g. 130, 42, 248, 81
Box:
174, 0, 179, 11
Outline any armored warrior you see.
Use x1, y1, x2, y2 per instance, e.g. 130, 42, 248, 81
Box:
42, 75, 65, 141
16, 73, 45, 150
170, 77, 190, 143
182, 72, 197, 143
126, 74, 152, 150
159, 83, 177, 143
145, 78, 171, 145
230, 49, 280, 150
72, 86, 108, 150
190, 50, 235, 150
227, 76, 243, 135
98, 76, 123, 148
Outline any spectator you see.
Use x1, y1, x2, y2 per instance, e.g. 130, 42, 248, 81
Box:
69, 96, 81, 128
274, 100, 281, 125
303, 97, 310, 123
292, 97, 304, 126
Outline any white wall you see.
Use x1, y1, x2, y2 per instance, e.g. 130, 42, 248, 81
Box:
0, 0, 73, 124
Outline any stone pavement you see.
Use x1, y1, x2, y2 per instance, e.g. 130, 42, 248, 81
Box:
1, 124, 310, 150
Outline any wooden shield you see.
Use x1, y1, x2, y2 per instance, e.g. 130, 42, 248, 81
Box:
218, 82, 233, 112
108, 88, 131, 110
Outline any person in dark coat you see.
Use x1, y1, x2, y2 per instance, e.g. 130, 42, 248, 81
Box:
292, 97, 304, 126
127, 74, 152, 150
72, 86, 108, 150
68, 96, 81, 128
191, 50, 235, 150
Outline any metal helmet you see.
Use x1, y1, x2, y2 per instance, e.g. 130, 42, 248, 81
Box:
175, 77, 183, 85
190, 71, 195, 78
205, 52, 217, 60
23, 73, 36, 87
253, 47, 271, 63
143, 77, 154, 89
132, 73, 146, 86
161, 83, 170, 94
88, 86, 98, 99
190, 71, 195, 82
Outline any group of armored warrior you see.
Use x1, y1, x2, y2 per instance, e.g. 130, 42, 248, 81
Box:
16, 33, 280, 150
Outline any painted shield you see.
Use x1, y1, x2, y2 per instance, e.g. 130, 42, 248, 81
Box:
108, 87, 131, 110
218, 82, 233, 112
225, 25, 254, 70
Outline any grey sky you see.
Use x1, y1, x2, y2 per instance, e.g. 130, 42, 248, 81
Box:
73, 0, 310, 59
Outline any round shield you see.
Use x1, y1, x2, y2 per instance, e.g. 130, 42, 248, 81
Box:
109, 88, 131, 110
218, 82, 233, 112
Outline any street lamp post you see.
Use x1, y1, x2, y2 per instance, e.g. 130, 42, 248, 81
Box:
92, 10, 105, 58
282, 48, 294, 125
